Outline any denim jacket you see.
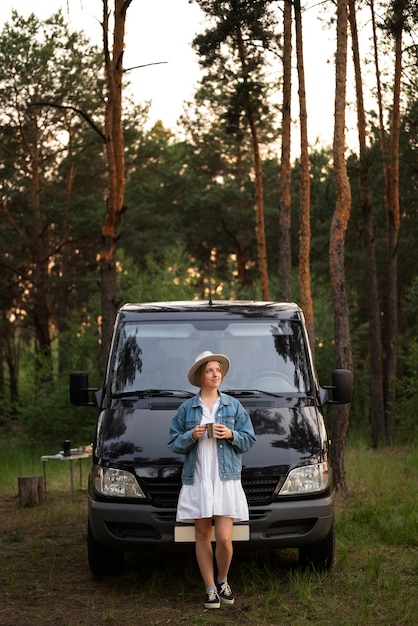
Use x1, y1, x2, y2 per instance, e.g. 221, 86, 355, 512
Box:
168, 392, 256, 485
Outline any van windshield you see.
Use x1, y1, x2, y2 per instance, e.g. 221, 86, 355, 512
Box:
110, 320, 311, 396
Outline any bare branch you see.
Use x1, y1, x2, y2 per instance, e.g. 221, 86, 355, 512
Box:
124, 61, 168, 73
28, 102, 106, 142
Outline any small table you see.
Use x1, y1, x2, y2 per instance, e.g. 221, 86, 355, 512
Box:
41, 451, 92, 497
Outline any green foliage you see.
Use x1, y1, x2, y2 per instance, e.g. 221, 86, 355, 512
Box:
116, 245, 200, 303
0, 9, 106, 428
61, 315, 101, 382
310, 281, 372, 435
396, 277, 418, 442
16, 335, 98, 447
123, 119, 188, 271
0, 6, 418, 452
11, 289, 102, 446
180, 0, 281, 297
310, 283, 335, 382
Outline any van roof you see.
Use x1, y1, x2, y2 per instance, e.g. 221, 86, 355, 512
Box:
118, 300, 302, 320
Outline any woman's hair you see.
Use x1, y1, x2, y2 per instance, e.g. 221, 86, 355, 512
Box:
196, 360, 224, 386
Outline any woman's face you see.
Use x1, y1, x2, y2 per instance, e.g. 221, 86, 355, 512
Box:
200, 360, 223, 390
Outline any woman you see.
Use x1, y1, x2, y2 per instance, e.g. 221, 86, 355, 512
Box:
168, 351, 256, 609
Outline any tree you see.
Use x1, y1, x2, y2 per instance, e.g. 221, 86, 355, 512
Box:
278, 0, 292, 302
177, 59, 282, 299
348, 0, 385, 447
330, 0, 353, 491
294, 0, 314, 349
100, 0, 132, 376
123, 114, 191, 273
380, 0, 408, 442
192, 0, 281, 300
0, 11, 104, 387
368, 0, 417, 442
179, 88, 263, 297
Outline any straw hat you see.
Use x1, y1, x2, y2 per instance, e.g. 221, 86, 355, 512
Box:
187, 351, 230, 386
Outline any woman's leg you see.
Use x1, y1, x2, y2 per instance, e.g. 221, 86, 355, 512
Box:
214, 516, 234, 580
194, 517, 215, 588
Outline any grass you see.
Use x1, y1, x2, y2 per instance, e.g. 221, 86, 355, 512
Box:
0, 435, 92, 497
0, 436, 417, 625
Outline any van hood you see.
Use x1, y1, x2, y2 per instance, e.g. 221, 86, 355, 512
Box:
93, 396, 329, 506
94, 397, 326, 478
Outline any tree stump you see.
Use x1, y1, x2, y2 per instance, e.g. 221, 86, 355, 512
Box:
18, 475, 46, 507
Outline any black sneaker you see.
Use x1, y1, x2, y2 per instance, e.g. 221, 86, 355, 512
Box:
217, 581, 235, 605
204, 588, 221, 609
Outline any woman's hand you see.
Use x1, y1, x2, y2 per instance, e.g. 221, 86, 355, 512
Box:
213, 423, 233, 440
192, 425, 207, 440
192, 424, 233, 440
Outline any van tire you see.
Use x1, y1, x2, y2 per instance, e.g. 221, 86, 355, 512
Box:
87, 521, 124, 576
299, 518, 335, 572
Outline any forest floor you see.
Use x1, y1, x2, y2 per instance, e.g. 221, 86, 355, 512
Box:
0, 490, 286, 626
1, 445, 418, 625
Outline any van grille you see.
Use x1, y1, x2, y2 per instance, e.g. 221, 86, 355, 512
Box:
243, 477, 280, 503
141, 477, 279, 507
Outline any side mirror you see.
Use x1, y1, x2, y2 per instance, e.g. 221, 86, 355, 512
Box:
70, 371, 99, 406
331, 369, 353, 404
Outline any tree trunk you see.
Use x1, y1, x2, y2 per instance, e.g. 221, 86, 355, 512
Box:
230, 144, 251, 289
236, 28, 269, 301
30, 111, 53, 379
279, 0, 292, 302
251, 120, 270, 301
100, 0, 132, 376
4, 316, 19, 407
58, 145, 76, 375
384, 3, 404, 444
349, 0, 385, 447
294, 0, 314, 351
370, 0, 404, 444
330, 0, 353, 492
18, 475, 45, 507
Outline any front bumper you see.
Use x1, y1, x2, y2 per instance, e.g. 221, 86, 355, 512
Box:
88, 489, 335, 551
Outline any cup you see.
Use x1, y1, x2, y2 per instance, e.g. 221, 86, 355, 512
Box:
206, 423, 216, 438
63, 440, 71, 456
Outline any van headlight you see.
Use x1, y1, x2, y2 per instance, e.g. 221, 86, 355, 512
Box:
93, 465, 146, 498
279, 462, 329, 495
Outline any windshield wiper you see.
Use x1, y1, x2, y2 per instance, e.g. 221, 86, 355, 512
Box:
223, 389, 284, 398
111, 389, 194, 399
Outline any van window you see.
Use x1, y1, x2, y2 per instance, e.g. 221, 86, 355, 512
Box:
110, 320, 311, 395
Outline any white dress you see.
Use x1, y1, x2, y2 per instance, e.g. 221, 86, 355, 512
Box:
176, 397, 249, 523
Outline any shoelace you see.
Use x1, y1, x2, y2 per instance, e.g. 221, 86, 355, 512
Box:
219, 582, 232, 596
207, 589, 219, 601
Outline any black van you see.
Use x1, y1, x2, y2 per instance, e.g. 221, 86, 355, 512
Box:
70, 301, 352, 575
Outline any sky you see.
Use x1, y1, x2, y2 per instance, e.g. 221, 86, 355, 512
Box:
0, 0, 357, 154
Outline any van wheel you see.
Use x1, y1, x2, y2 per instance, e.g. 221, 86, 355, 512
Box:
299, 518, 335, 572
87, 521, 124, 576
